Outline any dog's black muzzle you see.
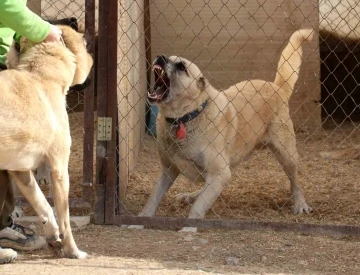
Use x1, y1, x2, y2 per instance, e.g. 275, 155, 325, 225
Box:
154, 54, 169, 68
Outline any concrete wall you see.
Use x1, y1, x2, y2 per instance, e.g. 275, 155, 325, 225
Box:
319, 0, 360, 40
150, 0, 320, 130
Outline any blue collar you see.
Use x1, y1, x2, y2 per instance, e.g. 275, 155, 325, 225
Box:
165, 100, 208, 126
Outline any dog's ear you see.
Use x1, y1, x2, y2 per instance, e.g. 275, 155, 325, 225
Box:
197, 77, 206, 91
45, 17, 79, 32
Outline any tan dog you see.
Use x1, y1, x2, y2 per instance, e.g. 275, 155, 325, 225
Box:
0, 25, 93, 258
320, 145, 360, 160
129, 29, 314, 232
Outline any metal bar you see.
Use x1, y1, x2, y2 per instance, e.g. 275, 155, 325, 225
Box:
104, 0, 118, 224
17, 197, 91, 209
83, 0, 96, 206
144, 0, 152, 91
95, 0, 109, 224
116, 216, 360, 237
144, 0, 152, 132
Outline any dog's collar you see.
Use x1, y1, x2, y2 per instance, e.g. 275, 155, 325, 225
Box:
165, 100, 208, 127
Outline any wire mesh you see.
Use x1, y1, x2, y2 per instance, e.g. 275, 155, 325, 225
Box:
112, 0, 360, 233
13, 0, 360, 233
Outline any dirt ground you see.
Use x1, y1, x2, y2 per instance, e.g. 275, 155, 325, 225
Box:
1, 225, 360, 274
13, 107, 360, 274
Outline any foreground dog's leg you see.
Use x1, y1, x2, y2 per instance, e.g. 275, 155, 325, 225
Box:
180, 165, 231, 233
50, 164, 87, 259
127, 167, 179, 229
268, 123, 312, 214
8, 171, 59, 241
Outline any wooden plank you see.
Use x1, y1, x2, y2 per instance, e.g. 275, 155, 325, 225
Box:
115, 215, 360, 237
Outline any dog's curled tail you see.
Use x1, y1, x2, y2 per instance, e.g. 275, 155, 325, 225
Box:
274, 29, 314, 99
319, 145, 360, 160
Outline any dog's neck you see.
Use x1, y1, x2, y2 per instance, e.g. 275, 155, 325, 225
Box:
165, 100, 208, 126
158, 87, 212, 119
17, 42, 76, 94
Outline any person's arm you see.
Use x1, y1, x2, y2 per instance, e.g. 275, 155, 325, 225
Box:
0, 0, 50, 43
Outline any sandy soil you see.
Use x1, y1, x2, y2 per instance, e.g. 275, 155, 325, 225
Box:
1, 224, 360, 275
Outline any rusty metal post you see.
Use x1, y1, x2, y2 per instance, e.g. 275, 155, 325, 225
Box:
95, 0, 109, 224
95, 0, 118, 224
104, 0, 118, 224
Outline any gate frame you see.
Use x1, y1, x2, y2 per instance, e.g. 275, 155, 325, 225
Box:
95, 0, 118, 224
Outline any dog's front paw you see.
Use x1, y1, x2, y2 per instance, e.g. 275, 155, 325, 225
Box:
11, 206, 24, 218
64, 249, 88, 259
178, 227, 198, 233
292, 202, 312, 214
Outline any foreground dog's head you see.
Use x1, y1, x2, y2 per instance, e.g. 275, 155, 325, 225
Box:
17, 25, 93, 89
148, 55, 207, 105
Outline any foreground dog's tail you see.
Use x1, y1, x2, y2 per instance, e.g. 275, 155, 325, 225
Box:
320, 145, 360, 160
274, 29, 314, 99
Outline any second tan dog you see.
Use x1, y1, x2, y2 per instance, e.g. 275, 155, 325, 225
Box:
129, 29, 314, 232
0, 25, 93, 258
320, 145, 360, 160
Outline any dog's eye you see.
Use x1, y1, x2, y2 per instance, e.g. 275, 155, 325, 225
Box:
177, 62, 186, 72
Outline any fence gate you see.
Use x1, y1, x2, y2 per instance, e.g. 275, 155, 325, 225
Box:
95, 0, 360, 237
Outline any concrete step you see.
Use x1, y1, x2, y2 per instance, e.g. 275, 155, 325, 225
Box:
13, 216, 90, 233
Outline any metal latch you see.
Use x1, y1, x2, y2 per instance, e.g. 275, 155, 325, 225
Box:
97, 117, 112, 141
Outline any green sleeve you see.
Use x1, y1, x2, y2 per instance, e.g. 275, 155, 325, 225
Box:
0, 0, 51, 43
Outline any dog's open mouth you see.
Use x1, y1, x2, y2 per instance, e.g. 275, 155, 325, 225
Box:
148, 64, 170, 103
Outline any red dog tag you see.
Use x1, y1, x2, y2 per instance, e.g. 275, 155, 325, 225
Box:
176, 122, 187, 139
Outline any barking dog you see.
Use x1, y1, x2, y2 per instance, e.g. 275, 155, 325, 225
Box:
0, 25, 93, 258
128, 29, 314, 232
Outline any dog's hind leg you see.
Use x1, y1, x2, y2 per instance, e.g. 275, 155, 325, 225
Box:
267, 121, 312, 214
49, 161, 86, 259
8, 171, 59, 241
126, 166, 179, 229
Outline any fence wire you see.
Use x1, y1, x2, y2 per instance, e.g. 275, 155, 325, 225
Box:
113, 0, 360, 233
13, 0, 360, 233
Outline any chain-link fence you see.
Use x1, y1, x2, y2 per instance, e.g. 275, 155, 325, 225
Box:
94, 0, 360, 235
14, 0, 360, 235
